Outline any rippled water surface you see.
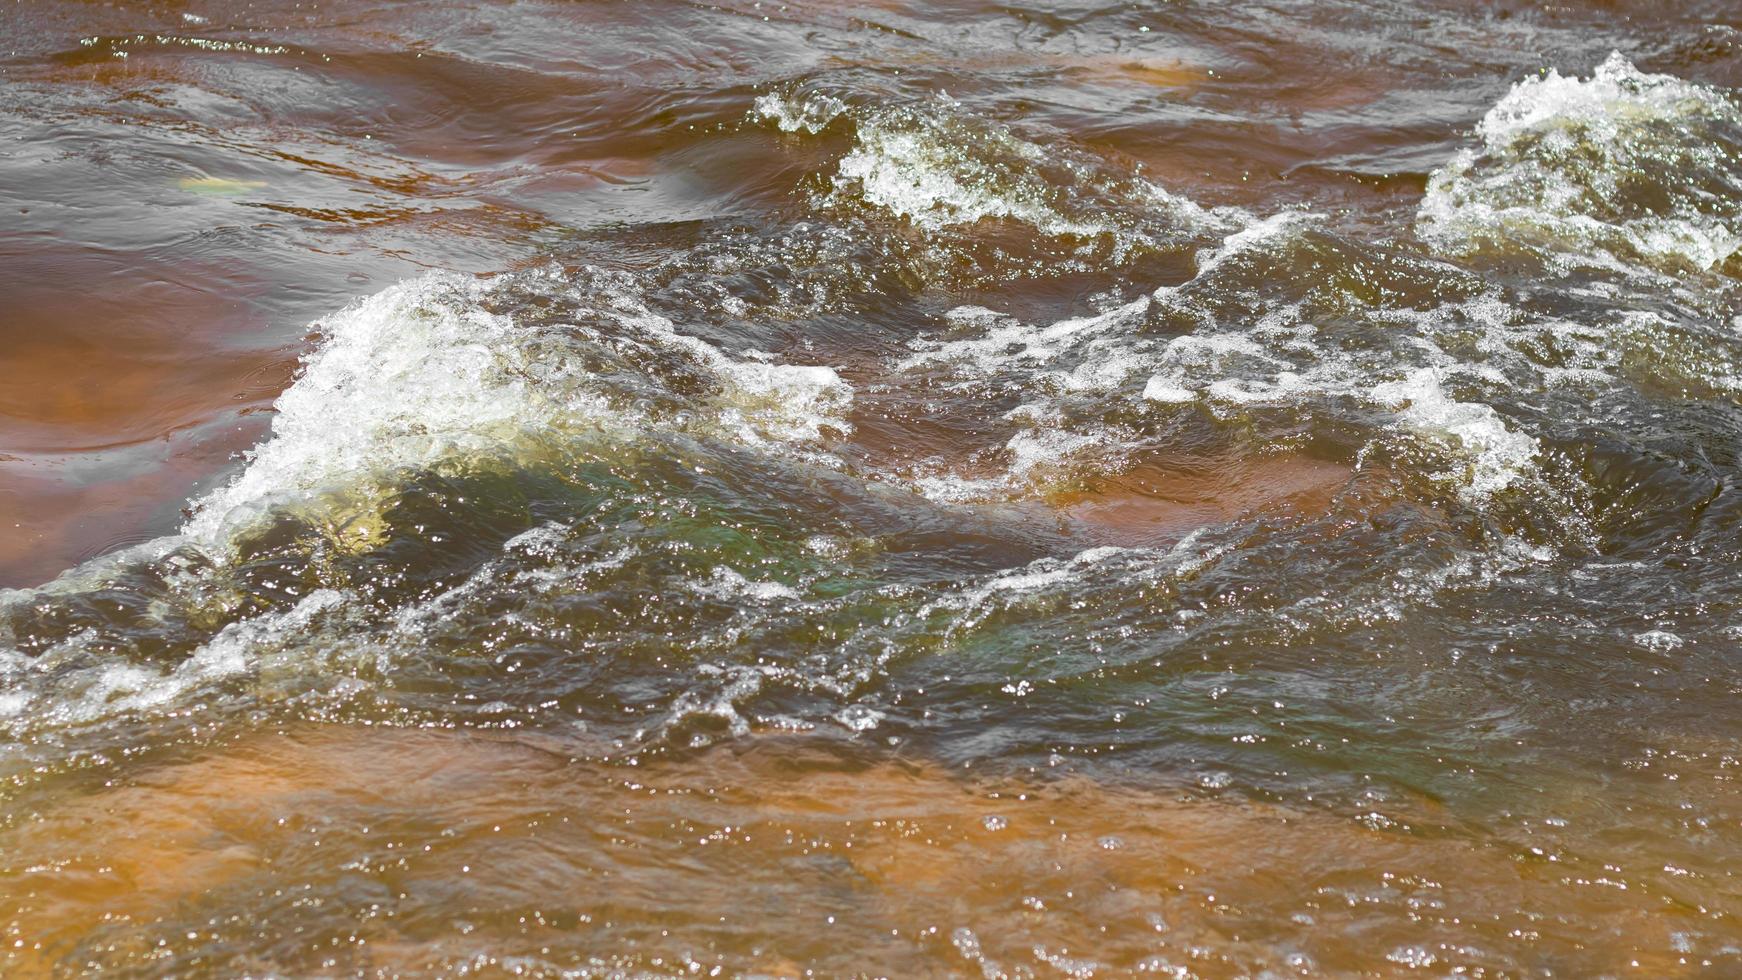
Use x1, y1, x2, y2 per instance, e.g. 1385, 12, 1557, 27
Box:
5, 0, 1742, 974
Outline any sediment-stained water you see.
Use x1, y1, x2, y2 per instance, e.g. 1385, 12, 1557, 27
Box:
3, 0, 1742, 975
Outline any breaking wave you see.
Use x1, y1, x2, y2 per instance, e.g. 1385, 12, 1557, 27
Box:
1418, 51, 1742, 274
754, 87, 1242, 260
6, 61, 1742, 792
184, 266, 852, 547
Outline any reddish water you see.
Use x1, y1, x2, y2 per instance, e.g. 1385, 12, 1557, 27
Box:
4, 0, 1742, 975
4, 722, 1729, 976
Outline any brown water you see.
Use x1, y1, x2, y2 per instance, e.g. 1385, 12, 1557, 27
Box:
4, 722, 1730, 976
4, 0, 1742, 975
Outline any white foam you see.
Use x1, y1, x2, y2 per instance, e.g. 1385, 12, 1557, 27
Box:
752, 90, 847, 135
1186, 210, 1306, 277
1142, 332, 1282, 406
908, 426, 1103, 503
754, 89, 1229, 250
1140, 377, 1197, 403
183, 273, 593, 544
887, 208, 1549, 508
1633, 629, 1684, 653
183, 268, 852, 549
1372, 368, 1538, 502
931, 546, 1133, 634
1419, 52, 1742, 272
901, 296, 1151, 378
837, 123, 1112, 237
833, 703, 885, 732
885, 215, 1314, 501
0, 589, 349, 739
700, 566, 800, 602
665, 664, 772, 740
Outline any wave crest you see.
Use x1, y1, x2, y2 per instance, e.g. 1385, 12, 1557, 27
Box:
1418, 52, 1742, 273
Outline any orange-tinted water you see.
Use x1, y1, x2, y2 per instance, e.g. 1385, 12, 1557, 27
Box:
4, 0, 1742, 974
4, 723, 1734, 976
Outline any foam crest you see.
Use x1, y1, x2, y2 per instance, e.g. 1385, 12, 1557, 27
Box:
754, 89, 1234, 253
183, 273, 597, 544
1372, 369, 1538, 502
1418, 52, 1742, 273
183, 267, 851, 548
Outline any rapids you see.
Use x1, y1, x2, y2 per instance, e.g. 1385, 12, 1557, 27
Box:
3, 0, 1742, 974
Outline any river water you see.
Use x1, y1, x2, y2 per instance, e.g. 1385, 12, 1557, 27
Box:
3, 0, 1742, 975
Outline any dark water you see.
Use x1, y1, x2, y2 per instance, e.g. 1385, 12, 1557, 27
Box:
4, 0, 1742, 974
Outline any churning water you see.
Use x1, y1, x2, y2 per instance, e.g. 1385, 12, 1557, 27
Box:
3, 0, 1742, 974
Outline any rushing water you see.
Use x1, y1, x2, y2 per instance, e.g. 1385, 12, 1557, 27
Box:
4, 0, 1742, 974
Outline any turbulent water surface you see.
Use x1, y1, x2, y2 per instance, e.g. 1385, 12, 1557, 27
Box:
4, 0, 1742, 975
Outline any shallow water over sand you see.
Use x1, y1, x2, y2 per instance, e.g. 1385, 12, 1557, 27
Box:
4, 0, 1742, 974
5, 722, 1736, 976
